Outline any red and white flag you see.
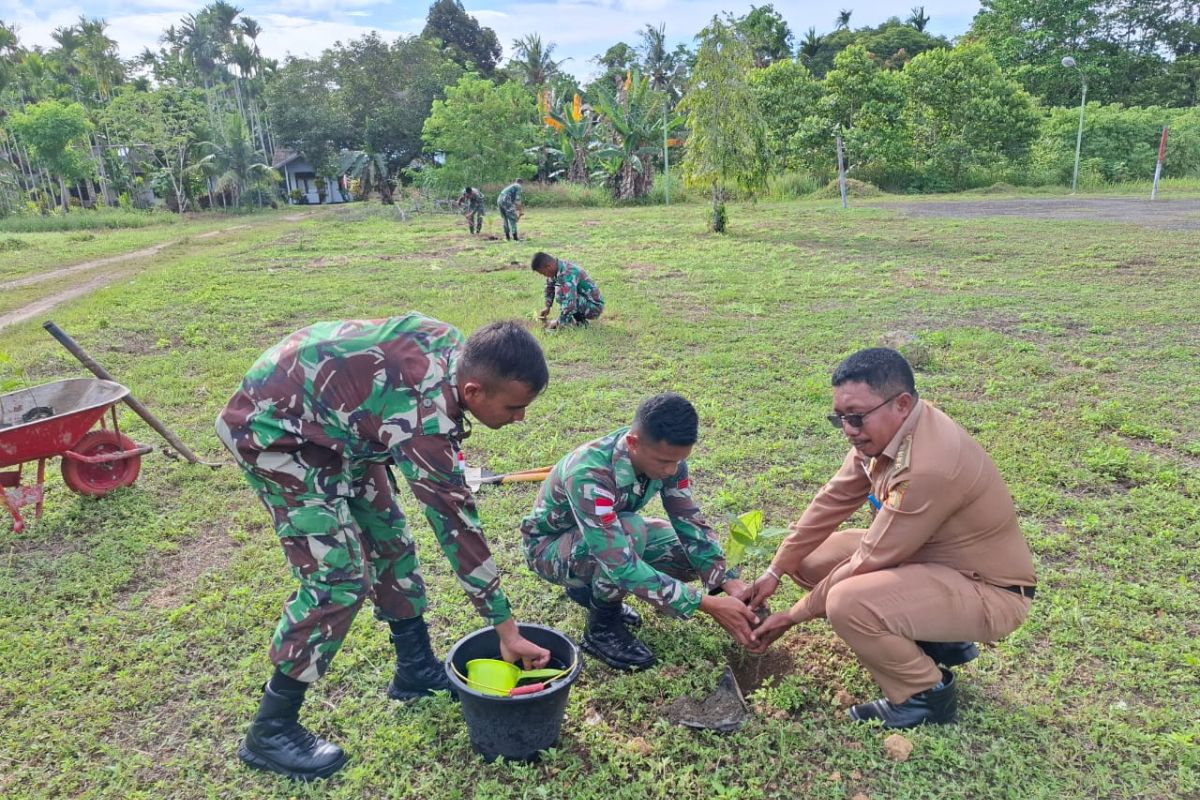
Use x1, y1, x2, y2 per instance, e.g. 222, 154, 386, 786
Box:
594, 497, 616, 524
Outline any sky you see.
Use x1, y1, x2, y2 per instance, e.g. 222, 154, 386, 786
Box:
1, 0, 984, 82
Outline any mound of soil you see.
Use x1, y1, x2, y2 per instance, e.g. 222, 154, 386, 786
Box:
661, 666, 749, 733
814, 178, 882, 199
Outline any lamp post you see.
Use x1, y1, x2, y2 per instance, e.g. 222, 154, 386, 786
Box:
1061, 56, 1087, 194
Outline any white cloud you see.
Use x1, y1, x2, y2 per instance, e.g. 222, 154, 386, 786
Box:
255, 13, 411, 59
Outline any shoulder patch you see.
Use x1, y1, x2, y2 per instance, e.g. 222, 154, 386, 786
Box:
894, 435, 914, 473
885, 482, 908, 510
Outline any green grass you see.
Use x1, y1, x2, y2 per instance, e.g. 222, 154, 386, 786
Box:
0, 197, 1197, 799
0, 208, 182, 233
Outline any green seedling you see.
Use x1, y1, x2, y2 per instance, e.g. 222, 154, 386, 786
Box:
724, 509, 787, 567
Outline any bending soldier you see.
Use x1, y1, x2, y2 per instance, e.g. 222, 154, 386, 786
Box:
532, 251, 604, 329
497, 178, 524, 241
456, 186, 485, 235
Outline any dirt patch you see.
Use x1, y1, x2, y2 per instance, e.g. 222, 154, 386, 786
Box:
883, 197, 1200, 230
661, 666, 749, 732
121, 524, 240, 609
0, 271, 128, 333
0, 241, 173, 294
1119, 436, 1200, 469
729, 630, 859, 697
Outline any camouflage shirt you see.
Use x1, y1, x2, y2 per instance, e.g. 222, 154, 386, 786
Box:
543, 259, 604, 326
217, 312, 511, 624
457, 188, 485, 213
520, 427, 727, 617
497, 182, 523, 211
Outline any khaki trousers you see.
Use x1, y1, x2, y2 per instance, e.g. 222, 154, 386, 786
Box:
796, 529, 1031, 703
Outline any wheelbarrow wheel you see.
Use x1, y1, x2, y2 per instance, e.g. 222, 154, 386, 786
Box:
61, 429, 142, 497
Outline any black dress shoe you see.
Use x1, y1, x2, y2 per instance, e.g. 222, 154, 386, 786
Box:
848, 668, 957, 729
917, 640, 979, 667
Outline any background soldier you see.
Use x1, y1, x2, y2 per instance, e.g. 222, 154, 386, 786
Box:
497, 178, 524, 241
747, 348, 1036, 729
520, 393, 759, 671
216, 314, 552, 780
532, 251, 604, 329
456, 186, 485, 235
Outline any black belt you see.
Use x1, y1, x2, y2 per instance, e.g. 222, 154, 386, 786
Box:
1002, 584, 1036, 599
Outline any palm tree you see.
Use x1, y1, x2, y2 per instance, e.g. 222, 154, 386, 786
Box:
638, 23, 687, 103
907, 6, 930, 32
193, 117, 278, 208
798, 27, 824, 66
509, 34, 567, 88
835, 9, 853, 30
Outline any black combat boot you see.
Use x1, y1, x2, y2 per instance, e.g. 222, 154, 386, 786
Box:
565, 585, 641, 627
848, 668, 957, 729
917, 640, 979, 667
238, 679, 347, 780
386, 616, 457, 701
581, 598, 656, 671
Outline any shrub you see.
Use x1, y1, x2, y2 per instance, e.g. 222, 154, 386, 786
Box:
812, 177, 883, 199
0, 209, 176, 233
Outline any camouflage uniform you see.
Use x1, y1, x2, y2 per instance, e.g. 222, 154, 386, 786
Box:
543, 259, 604, 327
216, 313, 510, 683
456, 188, 485, 234
497, 182, 523, 240
519, 427, 727, 618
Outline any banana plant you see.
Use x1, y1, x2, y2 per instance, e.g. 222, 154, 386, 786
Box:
542, 91, 594, 184
592, 68, 680, 200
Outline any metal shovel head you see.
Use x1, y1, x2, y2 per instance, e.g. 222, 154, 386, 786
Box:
662, 665, 750, 733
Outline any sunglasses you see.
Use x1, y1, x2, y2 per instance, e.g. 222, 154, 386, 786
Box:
826, 394, 900, 430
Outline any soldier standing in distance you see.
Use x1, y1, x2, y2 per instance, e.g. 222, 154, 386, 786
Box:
747, 348, 1036, 729
532, 251, 605, 329
497, 178, 524, 241
520, 393, 759, 671
216, 314, 551, 780
456, 186, 485, 235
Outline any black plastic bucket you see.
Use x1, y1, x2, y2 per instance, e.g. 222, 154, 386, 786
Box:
445, 624, 583, 762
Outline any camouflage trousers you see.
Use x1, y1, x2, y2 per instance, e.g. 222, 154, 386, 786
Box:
499, 206, 519, 238
524, 512, 698, 608
564, 299, 603, 326
463, 208, 483, 234
244, 462, 427, 683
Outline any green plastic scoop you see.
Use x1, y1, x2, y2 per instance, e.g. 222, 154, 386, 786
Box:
460, 658, 573, 696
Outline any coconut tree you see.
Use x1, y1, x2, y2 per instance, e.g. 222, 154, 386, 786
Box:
907, 6, 930, 32
835, 9, 853, 30
508, 34, 567, 88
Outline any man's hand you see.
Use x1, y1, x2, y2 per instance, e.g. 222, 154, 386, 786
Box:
699, 594, 759, 648
746, 571, 781, 611
495, 618, 551, 669
537, 307, 550, 319
720, 578, 751, 603
746, 611, 797, 654
545, 319, 559, 331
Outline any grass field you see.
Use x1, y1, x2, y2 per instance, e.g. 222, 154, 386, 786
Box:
0, 196, 1197, 799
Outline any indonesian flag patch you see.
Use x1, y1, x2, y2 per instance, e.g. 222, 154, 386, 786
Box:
594, 496, 616, 525
677, 477, 690, 490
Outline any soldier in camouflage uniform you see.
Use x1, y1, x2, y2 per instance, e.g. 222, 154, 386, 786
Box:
456, 186, 485, 235
531, 252, 604, 329
216, 314, 552, 780
497, 178, 524, 241
520, 393, 760, 670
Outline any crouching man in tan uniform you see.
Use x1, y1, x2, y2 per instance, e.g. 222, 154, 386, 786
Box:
747, 347, 1036, 729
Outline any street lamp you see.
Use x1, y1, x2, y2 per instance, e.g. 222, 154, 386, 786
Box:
1061, 56, 1087, 194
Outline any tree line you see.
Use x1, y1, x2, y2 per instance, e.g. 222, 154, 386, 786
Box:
1, 0, 1199, 220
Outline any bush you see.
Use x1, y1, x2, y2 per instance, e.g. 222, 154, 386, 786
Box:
515, 182, 612, 208
765, 171, 823, 199
812, 178, 883, 199
0, 209, 176, 233
0, 237, 30, 251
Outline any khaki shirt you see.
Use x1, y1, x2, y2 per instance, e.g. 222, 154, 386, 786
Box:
772, 400, 1036, 620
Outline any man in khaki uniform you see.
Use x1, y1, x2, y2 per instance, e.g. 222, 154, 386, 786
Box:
747, 347, 1035, 728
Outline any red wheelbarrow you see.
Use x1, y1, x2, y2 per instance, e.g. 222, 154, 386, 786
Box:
0, 378, 152, 533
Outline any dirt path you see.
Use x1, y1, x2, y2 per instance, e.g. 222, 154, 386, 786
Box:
0, 218, 303, 333
880, 196, 1200, 230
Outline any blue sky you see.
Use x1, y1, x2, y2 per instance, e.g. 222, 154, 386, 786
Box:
2, 0, 983, 81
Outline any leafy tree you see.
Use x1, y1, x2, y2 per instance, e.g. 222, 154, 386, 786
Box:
507, 34, 567, 89
749, 60, 823, 169
265, 55, 349, 179
735, 4, 795, 67
421, 0, 501, 77
193, 115, 279, 207
591, 42, 639, 94
102, 86, 208, 212
967, 0, 1200, 107
334, 33, 461, 203
422, 74, 536, 189
679, 16, 768, 232
860, 20, 949, 69
903, 44, 1040, 189
7, 99, 93, 212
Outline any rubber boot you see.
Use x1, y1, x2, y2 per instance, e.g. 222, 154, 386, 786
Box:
386, 616, 457, 701
565, 585, 641, 627
848, 668, 957, 729
581, 598, 656, 671
238, 682, 347, 780
917, 640, 979, 667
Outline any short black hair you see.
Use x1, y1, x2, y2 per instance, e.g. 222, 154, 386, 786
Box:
531, 252, 556, 271
831, 348, 917, 399
464, 186, 471, 193
460, 321, 549, 394
633, 392, 699, 446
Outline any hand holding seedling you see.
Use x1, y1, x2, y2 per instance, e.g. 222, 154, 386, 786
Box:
496, 618, 552, 670
746, 571, 781, 611
699, 594, 760, 648
745, 610, 797, 654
